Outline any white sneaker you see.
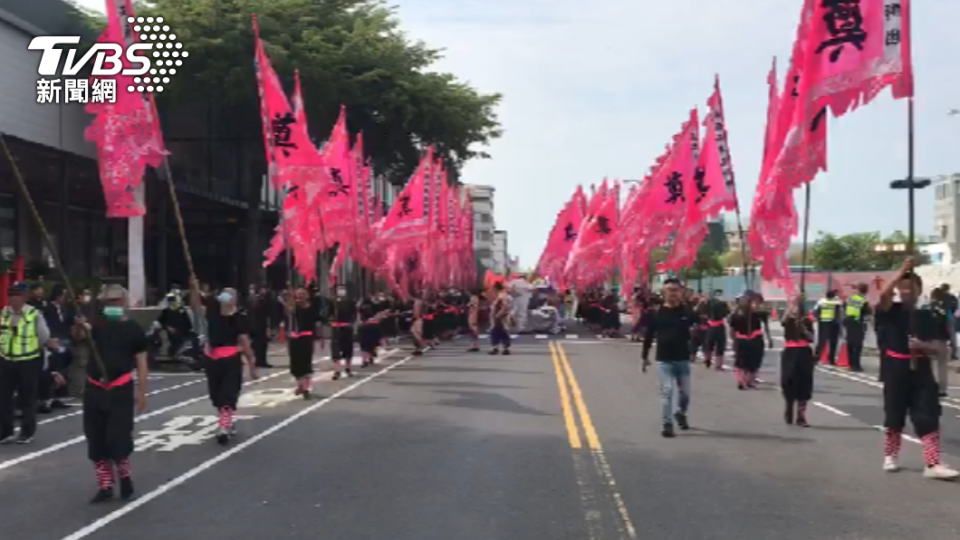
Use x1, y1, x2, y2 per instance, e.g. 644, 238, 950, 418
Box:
883, 456, 900, 472
924, 464, 960, 480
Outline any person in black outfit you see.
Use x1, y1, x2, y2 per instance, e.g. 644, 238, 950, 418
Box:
247, 285, 274, 368
780, 295, 815, 427
642, 278, 695, 438
196, 286, 258, 445
287, 288, 320, 398
41, 284, 74, 412
78, 284, 148, 503
875, 259, 958, 479
330, 285, 357, 380
357, 297, 382, 367
701, 290, 729, 370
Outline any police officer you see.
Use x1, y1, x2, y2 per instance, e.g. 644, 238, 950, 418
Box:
814, 290, 842, 365
0, 282, 55, 444
843, 284, 871, 372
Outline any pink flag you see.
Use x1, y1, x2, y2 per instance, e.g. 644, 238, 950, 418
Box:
84, 0, 166, 218
803, 0, 913, 117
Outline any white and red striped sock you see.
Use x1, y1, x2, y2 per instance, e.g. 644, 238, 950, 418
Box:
922, 431, 941, 467
94, 461, 114, 490
884, 428, 903, 458
218, 407, 233, 430
115, 458, 131, 479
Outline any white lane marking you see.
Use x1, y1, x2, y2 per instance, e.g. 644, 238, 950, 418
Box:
58, 348, 412, 540
535, 334, 549, 339
566, 334, 579, 339
817, 366, 960, 412
38, 379, 207, 427
812, 401, 850, 417
872, 425, 921, 444
0, 357, 332, 473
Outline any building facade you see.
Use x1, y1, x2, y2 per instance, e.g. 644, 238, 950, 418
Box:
492, 229, 508, 274
933, 173, 960, 263
467, 184, 496, 271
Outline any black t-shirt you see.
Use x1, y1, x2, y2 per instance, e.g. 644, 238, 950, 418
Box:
207, 311, 250, 347
87, 319, 148, 381
333, 299, 357, 324
292, 304, 318, 334
706, 299, 729, 322
643, 304, 696, 361
876, 302, 938, 358
729, 310, 764, 339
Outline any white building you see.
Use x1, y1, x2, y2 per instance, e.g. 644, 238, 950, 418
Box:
492, 229, 508, 274
933, 173, 960, 262
467, 184, 496, 270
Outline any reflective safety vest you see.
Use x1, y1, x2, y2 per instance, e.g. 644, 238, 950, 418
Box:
0, 306, 41, 361
845, 294, 866, 319
818, 299, 841, 322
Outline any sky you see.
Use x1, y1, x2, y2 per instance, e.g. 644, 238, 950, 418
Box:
76, 0, 960, 269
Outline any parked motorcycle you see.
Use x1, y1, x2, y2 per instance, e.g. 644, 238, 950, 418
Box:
147, 322, 205, 371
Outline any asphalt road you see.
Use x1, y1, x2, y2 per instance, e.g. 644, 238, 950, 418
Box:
3, 330, 960, 540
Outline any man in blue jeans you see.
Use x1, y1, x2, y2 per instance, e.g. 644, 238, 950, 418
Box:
642, 278, 695, 438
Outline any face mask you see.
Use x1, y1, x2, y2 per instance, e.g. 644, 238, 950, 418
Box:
217, 292, 233, 304
103, 306, 124, 319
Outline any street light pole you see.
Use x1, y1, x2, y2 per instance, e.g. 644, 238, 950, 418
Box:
890, 98, 931, 254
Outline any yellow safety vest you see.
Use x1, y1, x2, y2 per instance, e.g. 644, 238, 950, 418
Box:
819, 299, 840, 322
0, 306, 41, 361
845, 294, 866, 319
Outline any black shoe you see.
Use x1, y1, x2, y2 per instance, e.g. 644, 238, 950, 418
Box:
345, 369, 354, 378
674, 412, 689, 431
661, 424, 675, 438
332, 371, 341, 381
737, 384, 746, 390
216, 430, 230, 446
467, 347, 480, 352
939, 392, 948, 398
15, 435, 33, 444
302, 391, 312, 400
119, 477, 134, 500
37, 403, 52, 414
784, 402, 794, 425
489, 349, 500, 355
90, 488, 114, 504
257, 363, 275, 369
412, 349, 424, 356
502, 349, 511, 356
51, 400, 71, 409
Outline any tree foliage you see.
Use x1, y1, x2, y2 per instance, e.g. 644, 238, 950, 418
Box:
809, 231, 928, 271
719, 246, 752, 269
685, 244, 724, 280
84, 0, 502, 181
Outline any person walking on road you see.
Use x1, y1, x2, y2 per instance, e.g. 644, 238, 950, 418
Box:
642, 278, 694, 438
729, 292, 769, 391
814, 290, 842, 365
0, 282, 55, 444
701, 289, 729, 371
195, 285, 258, 445
780, 295, 816, 427
875, 259, 958, 480
77, 285, 148, 503
286, 288, 320, 399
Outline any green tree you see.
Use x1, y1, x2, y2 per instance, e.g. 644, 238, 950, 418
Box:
84, 0, 502, 180
686, 244, 724, 280
809, 231, 928, 271
719, 246, 752, 269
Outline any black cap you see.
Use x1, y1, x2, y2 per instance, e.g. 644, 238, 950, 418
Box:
8, 282, 28, 296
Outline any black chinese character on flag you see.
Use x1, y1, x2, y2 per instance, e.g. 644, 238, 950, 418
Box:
270, 112, 298, 158
664, 172, 685, 204
816, 0, 868, 63
398, 195, 412, 216
595, 216, 611, 235
693, 167, 709, 204
327, 168, 349, 197
564, 222, 577, 242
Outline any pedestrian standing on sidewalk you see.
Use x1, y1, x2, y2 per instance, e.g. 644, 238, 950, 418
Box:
876, 259, 958, 480
78, 285, 148, 503
642, 278, 695, 438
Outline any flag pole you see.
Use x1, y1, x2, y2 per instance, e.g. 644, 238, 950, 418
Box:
0, 132, 110, 382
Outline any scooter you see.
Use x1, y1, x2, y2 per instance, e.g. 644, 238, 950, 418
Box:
147, 322, 205, 371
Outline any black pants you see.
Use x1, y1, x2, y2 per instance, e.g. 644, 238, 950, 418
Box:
83, 383, 135, 462
844, 322, 864, 371
815, 322, 840, 364
251, 329, 270, 367
288, 336, 314, 378
332, 327, 354, 363
0, 358, 42, 438
204, 355, 243, 410
704, 325, 726, 356
780, 346, 814, 402
39, 350, 72, 403
883, 356, 940, 437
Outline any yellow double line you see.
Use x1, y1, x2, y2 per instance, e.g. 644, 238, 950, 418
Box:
550, 340, 601, 450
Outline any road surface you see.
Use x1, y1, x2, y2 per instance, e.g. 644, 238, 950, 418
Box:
2, 329, 960, 540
